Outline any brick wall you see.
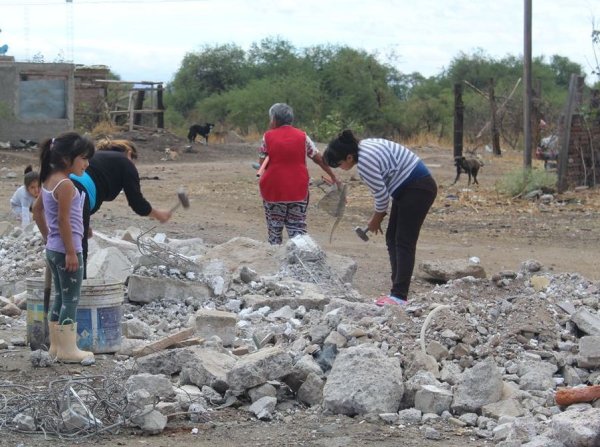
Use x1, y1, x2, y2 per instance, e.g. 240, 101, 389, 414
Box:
564, 113, 600, 188
74, 66, 109, 129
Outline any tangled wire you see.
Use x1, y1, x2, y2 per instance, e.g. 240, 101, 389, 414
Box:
0, 375, 128, 440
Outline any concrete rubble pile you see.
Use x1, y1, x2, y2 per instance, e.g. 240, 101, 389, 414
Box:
1, 221, 600, 446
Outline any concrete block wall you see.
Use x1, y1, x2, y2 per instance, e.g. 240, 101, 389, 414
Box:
0, 57, 74, 143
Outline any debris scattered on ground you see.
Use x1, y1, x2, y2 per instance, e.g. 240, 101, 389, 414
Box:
1, 219, 600, 446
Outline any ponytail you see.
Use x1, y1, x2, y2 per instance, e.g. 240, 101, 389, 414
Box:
39, 138, 54, 183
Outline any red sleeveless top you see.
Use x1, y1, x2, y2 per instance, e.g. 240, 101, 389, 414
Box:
259, 126, 310, 202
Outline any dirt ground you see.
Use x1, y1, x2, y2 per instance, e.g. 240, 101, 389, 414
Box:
1, 129, 600, 446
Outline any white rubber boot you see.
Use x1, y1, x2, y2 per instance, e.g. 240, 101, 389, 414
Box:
55, 323, 94, 364
48, 321, 58, 359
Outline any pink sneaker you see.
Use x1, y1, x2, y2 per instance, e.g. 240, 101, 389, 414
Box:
375, 295, 408, 307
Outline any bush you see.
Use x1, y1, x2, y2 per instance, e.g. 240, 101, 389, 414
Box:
306, 111, 365, 143
90, 121, 119, 139
495, 168, 557, 197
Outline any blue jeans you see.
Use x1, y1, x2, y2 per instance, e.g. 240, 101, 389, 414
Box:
46, 249, 83, 324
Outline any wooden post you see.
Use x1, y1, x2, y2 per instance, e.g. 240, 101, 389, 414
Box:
489, 78, 501, 156
523, 0, 533, 168
127, 90, 134, 132
453, 83, 463, 159
532, 79, 542, 149
557, 74, 582, 193
157, 83, 165, 129
133, 88, 145, 126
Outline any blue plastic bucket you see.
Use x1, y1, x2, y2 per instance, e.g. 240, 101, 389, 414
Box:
26, 277, 124, 353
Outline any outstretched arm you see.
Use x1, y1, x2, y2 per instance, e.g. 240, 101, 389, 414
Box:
311, 153, 342, 188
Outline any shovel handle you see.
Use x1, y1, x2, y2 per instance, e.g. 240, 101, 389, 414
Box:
256, 156, 270, 177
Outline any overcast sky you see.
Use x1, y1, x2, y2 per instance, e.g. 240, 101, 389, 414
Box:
1, 0, 599, 84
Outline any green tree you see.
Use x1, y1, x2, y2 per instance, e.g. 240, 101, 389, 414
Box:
167, 44, 249, 114
319, 47, 399, 131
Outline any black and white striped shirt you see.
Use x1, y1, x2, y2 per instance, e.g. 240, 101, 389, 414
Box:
357, 138, 421, 212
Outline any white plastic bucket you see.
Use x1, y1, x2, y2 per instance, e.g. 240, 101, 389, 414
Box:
26, 277, 124, 353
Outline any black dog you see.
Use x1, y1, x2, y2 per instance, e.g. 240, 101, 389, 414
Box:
452, 156, 483, 186
187, 123, 215, 144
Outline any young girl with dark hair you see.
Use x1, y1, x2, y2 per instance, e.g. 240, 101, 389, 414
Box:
9, 165, 40, 227
323, 129, 437, 306
32, 132, 96, 363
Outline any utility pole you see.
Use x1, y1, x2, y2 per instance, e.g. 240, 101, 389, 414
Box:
66, 0, 74, 62
523, 0, 533, 168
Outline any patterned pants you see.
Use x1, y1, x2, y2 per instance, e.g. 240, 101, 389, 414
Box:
263, 200, 308, 245
46, 249, 83, 324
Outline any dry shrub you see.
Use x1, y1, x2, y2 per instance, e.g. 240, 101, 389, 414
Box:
495, 167, 557, 198
90, 121, 120, 138
244, 129, 262, 143
403, 132, 452, 148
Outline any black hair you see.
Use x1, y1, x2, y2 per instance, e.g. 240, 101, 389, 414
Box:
39, 132, 95, 183
323, 129, 360, 168
23, 165, 40, 188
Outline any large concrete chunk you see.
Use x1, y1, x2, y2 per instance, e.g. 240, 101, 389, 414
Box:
322, 345, 403, 416
325, 252, 357, 283
571, 309, 600, 336
578, 336, 600, 368
192, 309, 238, 346
179, 349, 237, 394
550, 407, 600, 447
452, 357, 503, 414
243, 282, 328, 311
323, 298, 384, 319
414, 384, 453, 415
87, 246, 131, 282
226, 347, 293, 391
135, 347, 203, 376
125, 373, 175, 401
202, 237, 279, 277
419, 259, 486, 281
482, 398, 525, 419
127, 274, 211, 303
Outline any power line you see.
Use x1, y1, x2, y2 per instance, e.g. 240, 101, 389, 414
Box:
2, 0, 207, 5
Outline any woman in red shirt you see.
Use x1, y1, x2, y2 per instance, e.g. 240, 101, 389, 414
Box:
258, 103, 339, 244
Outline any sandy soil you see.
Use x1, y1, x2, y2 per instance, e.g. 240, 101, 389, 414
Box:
1, 130, 599, 446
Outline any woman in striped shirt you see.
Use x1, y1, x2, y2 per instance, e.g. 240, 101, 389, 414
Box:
323, 130, 437, 306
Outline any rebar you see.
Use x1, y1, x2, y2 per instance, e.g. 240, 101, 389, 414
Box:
135, 227, 199, 272
0, 374, 128, 440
